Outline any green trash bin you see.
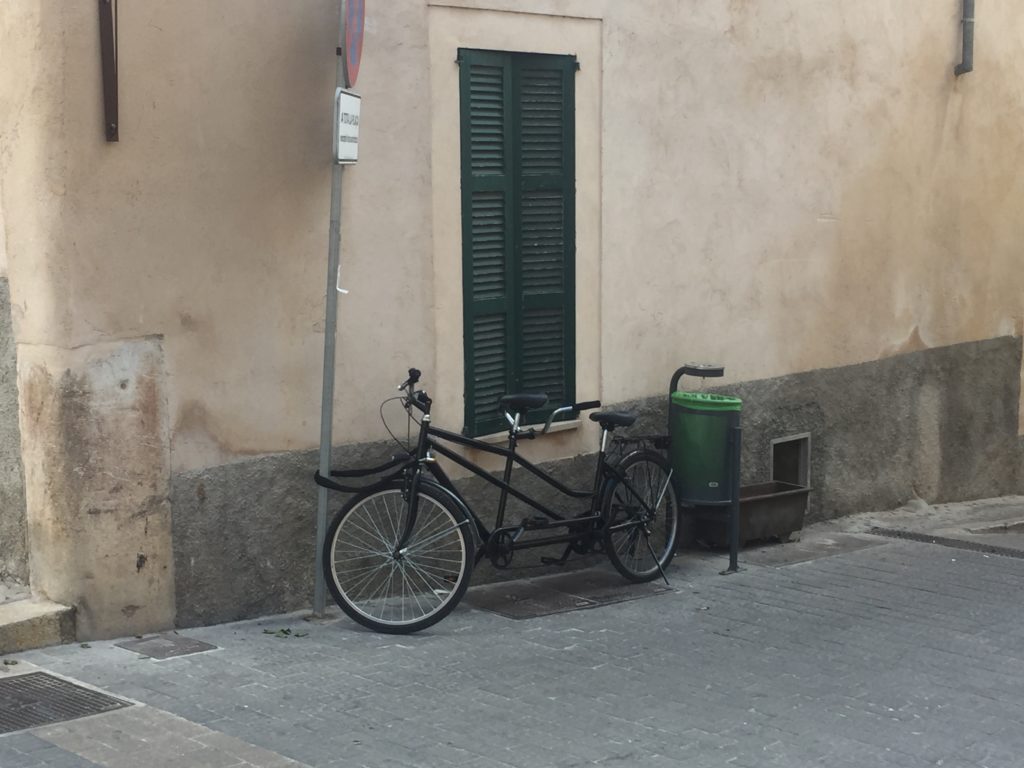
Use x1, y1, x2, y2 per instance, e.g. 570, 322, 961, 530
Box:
670, 391, 742, 504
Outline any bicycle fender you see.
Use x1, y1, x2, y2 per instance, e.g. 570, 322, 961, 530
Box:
416, 478, 486, 547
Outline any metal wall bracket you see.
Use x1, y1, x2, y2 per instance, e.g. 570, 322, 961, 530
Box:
99, 0, 119, 141
955, 0, 975, 77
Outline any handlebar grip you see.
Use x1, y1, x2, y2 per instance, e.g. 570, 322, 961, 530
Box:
399, 367, 422, 391
573, 400, 601, 413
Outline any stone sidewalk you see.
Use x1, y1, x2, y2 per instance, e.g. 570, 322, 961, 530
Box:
4, 497, 1024, 767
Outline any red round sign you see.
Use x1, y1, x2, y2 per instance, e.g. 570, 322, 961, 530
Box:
341, 0, 365, 89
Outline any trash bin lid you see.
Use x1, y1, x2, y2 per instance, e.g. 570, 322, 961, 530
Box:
671, 391, 742, 411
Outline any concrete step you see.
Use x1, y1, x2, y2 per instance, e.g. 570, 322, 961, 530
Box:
0, 598, 75, 654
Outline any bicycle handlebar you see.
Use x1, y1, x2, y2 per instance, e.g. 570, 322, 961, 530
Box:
398, 366, 596, 434
537, 400, 602, 435
397, 367, 432, 415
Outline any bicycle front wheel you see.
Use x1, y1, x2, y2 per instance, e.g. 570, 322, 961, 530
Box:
323, 481, 475, 634
602, 449, 680, 582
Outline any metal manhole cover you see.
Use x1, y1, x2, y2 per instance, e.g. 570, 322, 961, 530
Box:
115, 633, 217, 659
464, 568, 670, 620
464, 578, 597, 619
0, 672, 130, 735
870, 528, 1024, 559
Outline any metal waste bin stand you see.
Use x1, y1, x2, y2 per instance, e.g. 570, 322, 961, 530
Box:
669, 364, 743, 573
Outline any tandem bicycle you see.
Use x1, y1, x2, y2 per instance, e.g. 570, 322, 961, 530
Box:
314, 368, 680, 634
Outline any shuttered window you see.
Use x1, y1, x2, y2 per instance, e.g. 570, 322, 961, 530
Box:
458, 49, 576, 436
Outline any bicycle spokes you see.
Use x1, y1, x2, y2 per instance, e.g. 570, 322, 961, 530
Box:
328, 489, 470, 628
605, 450, 679, 583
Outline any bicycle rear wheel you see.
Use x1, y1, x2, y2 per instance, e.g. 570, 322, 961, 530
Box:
323, 481, 475, 634
602, 449, 679, 582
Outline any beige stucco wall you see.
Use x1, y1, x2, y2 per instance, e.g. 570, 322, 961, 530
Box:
0, 191, 7, 281
1, 0, 438, 476
4, 1, 1022, 474
596, 1, 1024, 407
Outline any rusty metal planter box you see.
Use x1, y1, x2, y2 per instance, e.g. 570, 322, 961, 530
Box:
688, 481, 810, 548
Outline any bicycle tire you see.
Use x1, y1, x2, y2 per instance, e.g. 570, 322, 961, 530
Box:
602, 449, 680, 582
323, 480, 475, 634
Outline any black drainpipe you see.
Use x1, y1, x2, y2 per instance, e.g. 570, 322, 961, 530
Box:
955, 0, 975, 76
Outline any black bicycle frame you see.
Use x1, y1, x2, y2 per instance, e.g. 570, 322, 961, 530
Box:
393, 411, 664, 563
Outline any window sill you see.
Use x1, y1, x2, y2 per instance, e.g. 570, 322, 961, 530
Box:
475, 419, 581, 445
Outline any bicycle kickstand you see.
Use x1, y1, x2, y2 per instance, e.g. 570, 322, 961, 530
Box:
643, 531, 672, 587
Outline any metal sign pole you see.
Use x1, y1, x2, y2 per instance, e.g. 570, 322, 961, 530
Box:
314, 5, 351, 617
314, 166, 343, 616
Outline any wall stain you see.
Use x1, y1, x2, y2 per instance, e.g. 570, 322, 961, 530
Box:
135, 366, 161, 434
885, 326, 930, 358
19, 341, 176, 638
178, 312, 199, 331
22, 365, 92, 531
173, 400, 264, 460
130, 494, 168, 522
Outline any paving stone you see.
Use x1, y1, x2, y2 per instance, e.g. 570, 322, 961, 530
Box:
0, 734, 104, 767
29, 706, 306, 767
9, 538, 1024, 766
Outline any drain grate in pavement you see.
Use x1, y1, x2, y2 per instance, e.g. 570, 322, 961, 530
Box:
465, 568, 671, 620
0, 672, 130, 735
870, 528, 1024, 559
115, 633, 217, 659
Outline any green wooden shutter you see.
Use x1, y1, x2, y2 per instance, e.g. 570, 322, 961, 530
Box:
515, 58, 575, 413
460, 50, 575, 436
461, 51, 514, 436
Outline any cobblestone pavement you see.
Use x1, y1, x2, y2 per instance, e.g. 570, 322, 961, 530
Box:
5, 501, 1024, 767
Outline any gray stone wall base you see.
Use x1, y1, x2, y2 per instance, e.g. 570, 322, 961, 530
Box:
170, 336, 1024, 627
624, 335, 1023, 523
171, 450, 316, 629
170, 443, 395, 629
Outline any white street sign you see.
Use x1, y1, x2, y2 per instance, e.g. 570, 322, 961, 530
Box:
334, 89, 360, 164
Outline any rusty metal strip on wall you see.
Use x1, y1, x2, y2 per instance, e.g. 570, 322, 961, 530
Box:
98, 0, 118, 141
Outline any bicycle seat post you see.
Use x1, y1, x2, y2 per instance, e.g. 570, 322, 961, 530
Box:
493, 409, 521, 531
